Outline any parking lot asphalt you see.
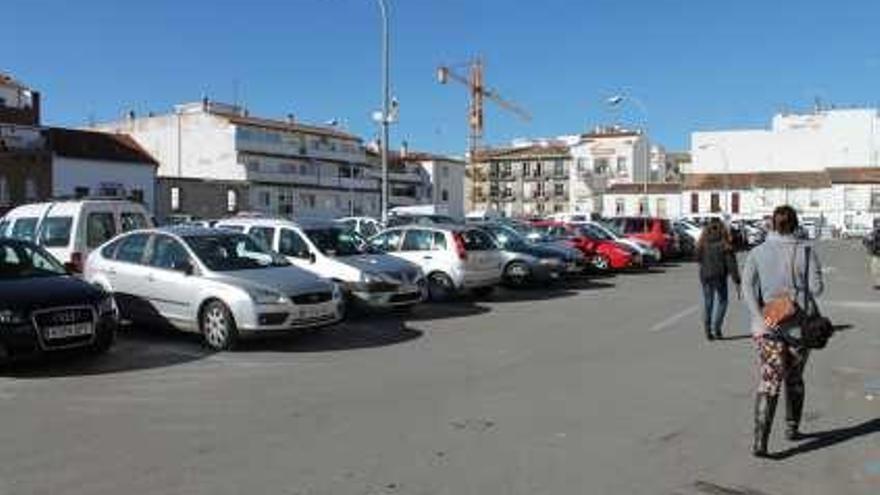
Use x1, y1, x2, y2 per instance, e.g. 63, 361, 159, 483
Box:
0, 241, 877, 495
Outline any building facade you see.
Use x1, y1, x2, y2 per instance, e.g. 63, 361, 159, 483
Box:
471, 144, 573, 217
379, 147, 466, 219
0, 74, 50, 215
95, 100, 380, 222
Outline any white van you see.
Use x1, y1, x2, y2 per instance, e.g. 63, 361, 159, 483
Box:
0, 200, 153, 271
214, 217, 426, 310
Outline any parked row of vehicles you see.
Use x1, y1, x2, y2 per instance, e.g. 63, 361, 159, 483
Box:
0, 200, 772, 363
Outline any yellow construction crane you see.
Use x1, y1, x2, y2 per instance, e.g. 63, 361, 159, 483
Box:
437, 57, 531, 210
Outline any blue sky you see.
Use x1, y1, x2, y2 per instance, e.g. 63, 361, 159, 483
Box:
5, 0, 880, 154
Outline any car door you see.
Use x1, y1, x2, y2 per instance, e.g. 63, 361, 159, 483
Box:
458, 228, 501, 279
278, 227, 319, 275
142, 234, 198, 329
398, 229, 441, 274
103, 233, 153, 321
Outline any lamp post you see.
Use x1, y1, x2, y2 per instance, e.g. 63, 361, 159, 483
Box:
607, 94, 649, 219
376, 0, 391, 224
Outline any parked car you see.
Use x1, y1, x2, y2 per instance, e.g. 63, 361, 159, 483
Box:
0, 238, 117, 362
504, 222, 588, 275
336, 216, 383, 239
0, 200, 153, 272
671, 221, 697, 259
84, 227, 344, 350
214, 218, 425, 310
474, 223, 569, 286
369, 225, 504, 301
532, 221, 638, 271
606, 217, 675, 256
582, 221, 662, 263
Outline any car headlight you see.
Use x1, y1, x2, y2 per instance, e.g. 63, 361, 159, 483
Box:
0, 309, 27, 325
360, 271, 388, 285
539, 257, 562, 266
96, 295, 117, 315
248, 288, 287, 305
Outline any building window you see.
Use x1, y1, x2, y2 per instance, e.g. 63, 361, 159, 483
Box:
0, 175, 8, 205
129, 189, 144, 204
808, 189, 820, 208
710, 193, 721, 213
227, 189, 238, 213
615, 198, 625, 215
731, 192, 740, 214
534, 162, 543, 177
553, 204, 564, 213
871, 187, 880, 211
690, 193, 699, 213
554, 160, 565, 177
260, 191, 271, 207
74, 187, 90, 199
594, 158, 609, 174
522, 162, 530, 176
441, 189, 449, 202
25, 178, 38, 201
442, 166, 449, 178
301, 193, 316, 209
554, 183, 565, 197
170, 187, 181, 212
638, 198, 647, 215
502, 163, 512, 177
617, 157, 628, 175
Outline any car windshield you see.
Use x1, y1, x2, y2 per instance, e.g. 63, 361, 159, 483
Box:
0, 240, 67, 279
599, 221, 624, 238
304, 227, 369, 257
487, 226, 528, 249
183, 233, 289, 272
576, 225, 613, 241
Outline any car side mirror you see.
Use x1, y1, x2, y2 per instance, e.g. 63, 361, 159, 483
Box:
308, 252, 317, 264
176, 260, 195, 276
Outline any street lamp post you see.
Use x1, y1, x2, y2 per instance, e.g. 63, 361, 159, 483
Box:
607, 94, 649, 219
376, 0, 390, 225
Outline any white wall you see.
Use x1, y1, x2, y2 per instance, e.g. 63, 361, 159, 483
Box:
420, 159, 465, 219
52, 156, 156, 212
692, 108, 880, 173
602, 192, 683, 218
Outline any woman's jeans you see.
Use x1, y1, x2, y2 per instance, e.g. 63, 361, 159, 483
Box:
701, 277, 728, 337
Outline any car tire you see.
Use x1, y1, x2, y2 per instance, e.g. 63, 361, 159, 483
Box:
90, 326, 116, 355
504, 261, 531, 287
427, 272, 455, 302
200, 300, 239, 351
592, 255, 611, 271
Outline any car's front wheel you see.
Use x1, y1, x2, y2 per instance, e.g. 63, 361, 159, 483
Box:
504, 261, 531, 287
200, 300, 239, 351
427, 272, 455, 302
592, 255, 611, 271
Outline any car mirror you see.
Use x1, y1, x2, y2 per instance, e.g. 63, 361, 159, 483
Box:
175, 260, 195, 276
308, 252, 317, 264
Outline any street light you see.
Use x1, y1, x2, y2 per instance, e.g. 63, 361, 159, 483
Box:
375, 0, 391, 224
607, 93, 649, 218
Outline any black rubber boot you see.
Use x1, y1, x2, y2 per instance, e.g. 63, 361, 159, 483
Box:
753, 393, 778, 458
785, 386, 805, 441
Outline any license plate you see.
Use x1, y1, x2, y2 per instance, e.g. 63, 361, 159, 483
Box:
298, 306, 333, 320
43, 322, 94, 340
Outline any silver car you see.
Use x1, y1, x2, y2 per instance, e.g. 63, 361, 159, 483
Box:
84, 227, 344, 350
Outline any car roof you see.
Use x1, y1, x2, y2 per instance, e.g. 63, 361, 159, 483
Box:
215, 216, 341, 230
156, 226, 244, 237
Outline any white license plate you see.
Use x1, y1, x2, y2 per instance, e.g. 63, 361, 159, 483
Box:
297, 306, 333, 320
43, 322, 94, 340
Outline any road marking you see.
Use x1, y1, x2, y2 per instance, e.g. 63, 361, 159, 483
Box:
649, 305, 700, 333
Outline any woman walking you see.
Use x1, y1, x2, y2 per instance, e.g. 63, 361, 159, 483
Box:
696, 219, 741, 340
741, 205, 824, 458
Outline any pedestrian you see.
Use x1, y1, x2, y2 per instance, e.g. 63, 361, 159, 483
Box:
741, 205, 824, 458
695, 218, 741, 341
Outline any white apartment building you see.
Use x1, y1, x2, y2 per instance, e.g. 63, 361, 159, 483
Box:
685, 107, 880, 231
94, 100, 379, 222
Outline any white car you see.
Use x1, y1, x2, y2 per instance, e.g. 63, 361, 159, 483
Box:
578, 221, 662, 263
84, 227, 343, 350
368, 225, 504, 301
214, 218, 426, 310
0, 200, 153, 271
674, 218, 703, 243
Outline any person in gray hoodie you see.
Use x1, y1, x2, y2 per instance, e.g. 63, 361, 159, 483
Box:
741, 205, 824, 458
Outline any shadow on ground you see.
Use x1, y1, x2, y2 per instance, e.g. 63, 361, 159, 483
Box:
0, 325, 211, 378
236, 320, 423, 353
772, 417, 880, 460
561, 278, 617, 291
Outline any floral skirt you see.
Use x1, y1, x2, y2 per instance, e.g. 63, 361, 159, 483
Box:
755, 335, 810, 396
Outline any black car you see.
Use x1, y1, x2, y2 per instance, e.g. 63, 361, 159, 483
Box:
0, 238, 117, 362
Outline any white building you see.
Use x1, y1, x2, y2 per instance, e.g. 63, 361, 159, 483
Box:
94, 100, 379, 222
46, 128, 157, 208
687, 107, 880, 231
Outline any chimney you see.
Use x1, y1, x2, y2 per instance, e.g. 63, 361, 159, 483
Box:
400, 140, 408, 158
31, 91, 41, 126
286, 113, 295, 124
202, 95, 209, 110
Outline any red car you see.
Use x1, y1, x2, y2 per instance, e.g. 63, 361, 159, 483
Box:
607, 217, 675, 256
530, 221, 637, 271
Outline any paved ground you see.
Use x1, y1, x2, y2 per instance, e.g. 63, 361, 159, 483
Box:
0, 241, 877, 495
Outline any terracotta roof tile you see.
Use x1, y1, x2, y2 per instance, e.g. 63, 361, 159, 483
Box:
474, 145, 571, 161
607, 183, 682, 194
826, 167, 880, 184
683, 172, 831, 190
